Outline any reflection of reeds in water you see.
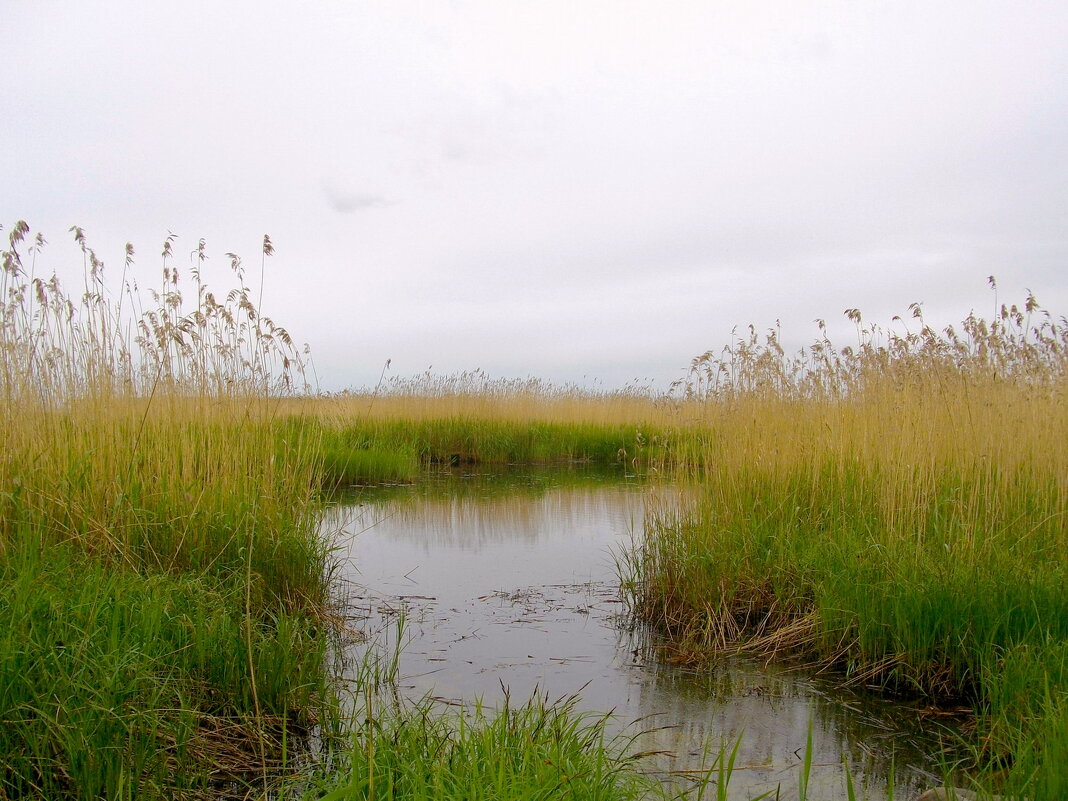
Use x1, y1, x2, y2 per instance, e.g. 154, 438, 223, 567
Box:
328, 482, 645, 550
619, 653, 942, 800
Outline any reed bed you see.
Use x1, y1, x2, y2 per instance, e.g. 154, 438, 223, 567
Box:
628, 289, 1068, 798
0, 222, 331, 798
327, 370, 674, 425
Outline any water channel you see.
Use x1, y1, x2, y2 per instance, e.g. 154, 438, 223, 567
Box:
321, 466, 955, 800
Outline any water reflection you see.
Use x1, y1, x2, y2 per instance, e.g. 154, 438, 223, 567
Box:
323, 467, 944, 800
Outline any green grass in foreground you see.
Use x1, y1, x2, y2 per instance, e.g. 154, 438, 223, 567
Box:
295, 693, 661, 801
0, 536, 328, 798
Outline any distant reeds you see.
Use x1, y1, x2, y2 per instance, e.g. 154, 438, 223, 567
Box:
336, 369, 671, 425
300, 373, 680, 486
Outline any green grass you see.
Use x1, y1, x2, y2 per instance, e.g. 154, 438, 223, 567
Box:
297, 409, 677, 487
319, 443, 422, 486
294, 692, 663, 801
0, 536, 329, 798
313, 417, 673, 479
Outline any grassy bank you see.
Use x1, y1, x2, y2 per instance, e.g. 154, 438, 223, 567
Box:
627, 295, 1068, 798
310, 416, 672, 484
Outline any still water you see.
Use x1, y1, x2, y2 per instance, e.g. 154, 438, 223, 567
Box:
322, 467, 949, 799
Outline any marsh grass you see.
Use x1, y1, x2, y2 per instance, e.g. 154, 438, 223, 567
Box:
0, 537, 327, 797
628, 287, 1068, 797
300, 373, 681, 485
315, 416, 673, 475
0, 222, 331, 798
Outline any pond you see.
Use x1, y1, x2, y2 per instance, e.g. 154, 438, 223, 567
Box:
321, 466, 953, 799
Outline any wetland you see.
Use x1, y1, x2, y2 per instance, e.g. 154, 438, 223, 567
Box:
324, 467, 958, 800
3, 225, 1065, 799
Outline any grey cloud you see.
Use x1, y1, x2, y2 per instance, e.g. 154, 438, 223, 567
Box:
322, 184, 394, 214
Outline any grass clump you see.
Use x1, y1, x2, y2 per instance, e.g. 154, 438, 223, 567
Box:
320, 442, 422, 486
296, 692, 660, 801
0, 538, 327, 798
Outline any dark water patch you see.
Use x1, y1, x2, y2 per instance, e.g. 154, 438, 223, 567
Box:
322, 467, 954, 799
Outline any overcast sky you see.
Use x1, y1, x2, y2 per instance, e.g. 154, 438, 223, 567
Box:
5, 1, 1067, 391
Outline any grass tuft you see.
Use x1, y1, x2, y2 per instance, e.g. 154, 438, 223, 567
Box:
296, 691, 663, 801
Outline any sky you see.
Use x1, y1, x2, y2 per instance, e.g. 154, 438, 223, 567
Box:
4, 1, 1068, 392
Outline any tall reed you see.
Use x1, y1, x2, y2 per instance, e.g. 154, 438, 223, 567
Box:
630, 285, 1068, 796
0, 222, 329, 798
